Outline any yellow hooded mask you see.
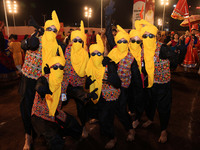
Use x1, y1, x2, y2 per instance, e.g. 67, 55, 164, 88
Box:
140, 20, 158, 88
70, 21, 89, 77
45, 55, 65, 116
85, 34, 105, 104
42, 10, 64, 75
108, 25, 129, 63
129, 20, 143, 73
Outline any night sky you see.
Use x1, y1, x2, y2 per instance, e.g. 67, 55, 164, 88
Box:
0, 0, 199, 30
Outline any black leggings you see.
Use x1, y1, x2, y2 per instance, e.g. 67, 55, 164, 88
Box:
32, 113, 82, 150
66, 84, 89, 126
97, 97, 116, 139
145, 82, 172, 131
32, 115, 64, 150
115, 87, 133, 131
19, 75, 36, 136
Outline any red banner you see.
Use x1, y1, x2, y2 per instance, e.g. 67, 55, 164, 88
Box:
144, 0, 155, 25
171, 0, 189, 20
132, 0, 146, 28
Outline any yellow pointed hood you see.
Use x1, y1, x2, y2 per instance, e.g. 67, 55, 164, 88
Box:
44, 10, 60, 32
108, 25, 129, 63
114, 25, 129, 44
128, 20, 144, 73
42, 10, 64, 75
85, 34, 105, 104
140, 21, 158, 88
129, 20, 143, 39
70, 21, 89, 77
45, 54, 65, 117
71, 20, 86, 43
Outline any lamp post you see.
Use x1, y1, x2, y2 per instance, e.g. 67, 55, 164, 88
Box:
3, 0, 9, 36
85, 7, 92, 28
158, 18, 163, 30
101, 0, 103, 31
42, 14, 46, 25
161, 0, 169, 31
6, 0, 17, 27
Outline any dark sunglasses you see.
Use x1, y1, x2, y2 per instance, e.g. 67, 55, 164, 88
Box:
130, 39, 142, 44
117, 40, 128, 44
46, 27, 58, 33
73, 39, 83, 43
51, 65, 64, 70
142, 34, 155, 39
91, 52, 103, 56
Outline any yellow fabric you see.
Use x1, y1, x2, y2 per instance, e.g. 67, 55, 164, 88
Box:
44, 10, 60, 32
46, 56, 65, 116
70, 21, 89, 77
108, 25, 129, 63
9, 42, 23, 66
42, 10, 64, 75
48, 55, 65, 67
71, 21, 86, 42
114, 25, 129, 44
85, 34, 105, 104
141, 23, 158, 88
141, 24, 158, 37
138, 19, 152, 27
70, 21, 87, 49
42, 35, 64, 75
128, 39, 142, 73
129, 30, 142, 39
129, 22, 143, 73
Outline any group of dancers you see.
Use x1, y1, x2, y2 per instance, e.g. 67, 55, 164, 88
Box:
19, 8, 173, 150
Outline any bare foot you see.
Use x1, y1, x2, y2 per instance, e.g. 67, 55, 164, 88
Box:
82, 126, 88, 139
128, 111, 135, 116
105, 138, 117, 149
23, 134, 32, 150
127, 129, 135, 142
198, 69, 200, 75
132, 120, 140, 129
89, 118, 98, 124
142, 120, 152, 128
158, 130, 168, 143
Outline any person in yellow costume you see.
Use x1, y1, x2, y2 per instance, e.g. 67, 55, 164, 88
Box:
42, 10, 65, 75
70, 20, 89, 77
85, 34, 121, 149
128, 20, 145, 129
107, 25, 129, 63
138, 19, 172, 144
45, 55, 65, 116
9, 34, 24, 75
129, 20, 143, 73
31, 50, 82, 150
20, 10, 67, 150
106, 25, 143, 143
61, 20, 90, 138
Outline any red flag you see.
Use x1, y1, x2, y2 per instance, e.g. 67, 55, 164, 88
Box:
171, 0, 189, 20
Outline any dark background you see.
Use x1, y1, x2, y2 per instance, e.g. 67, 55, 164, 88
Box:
0, 0, 199, 30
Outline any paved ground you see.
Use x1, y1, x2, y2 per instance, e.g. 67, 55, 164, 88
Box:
0, 66, 200, 150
